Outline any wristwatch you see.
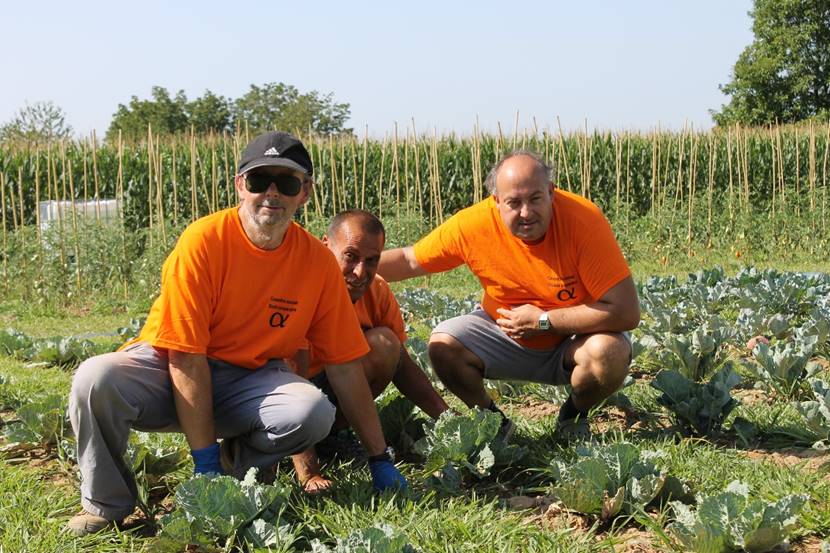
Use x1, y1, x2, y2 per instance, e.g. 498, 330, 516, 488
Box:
537, 312, 550, 331
368, 446, 396, 463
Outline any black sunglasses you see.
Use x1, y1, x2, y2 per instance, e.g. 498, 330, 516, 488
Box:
245, 171, 304, 196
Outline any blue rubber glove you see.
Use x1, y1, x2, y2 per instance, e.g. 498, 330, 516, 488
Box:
369, 459, 407, 492
191, 443, 223, 475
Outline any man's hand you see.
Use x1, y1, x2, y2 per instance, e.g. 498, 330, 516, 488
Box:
496, 304, 548, 340
369, 459, 407, 492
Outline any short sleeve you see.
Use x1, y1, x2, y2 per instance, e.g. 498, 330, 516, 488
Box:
413, 213, 467, 273
148, 232, 214, 353
575, 210, 631, 300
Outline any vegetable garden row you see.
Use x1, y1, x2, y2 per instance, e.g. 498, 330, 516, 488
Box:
0, 267, 829, 551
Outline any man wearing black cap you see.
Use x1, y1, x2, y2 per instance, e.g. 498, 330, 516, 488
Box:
67, 132, 405, 537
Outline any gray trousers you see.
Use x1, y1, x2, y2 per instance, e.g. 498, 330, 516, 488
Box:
68, 342, 336, 520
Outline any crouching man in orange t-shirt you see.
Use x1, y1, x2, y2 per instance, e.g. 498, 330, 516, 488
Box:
289, 209, 450, 493
378, 151, 640, 442
67, 132, 405, 537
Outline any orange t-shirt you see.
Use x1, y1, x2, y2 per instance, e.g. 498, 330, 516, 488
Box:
125, 208, 369, 369
303, 275, 406, 379
413, 189, 631, 350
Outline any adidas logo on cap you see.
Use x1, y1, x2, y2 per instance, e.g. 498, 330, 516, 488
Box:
264, 147, 280, 156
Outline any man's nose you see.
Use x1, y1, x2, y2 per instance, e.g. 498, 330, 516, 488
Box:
352, 261, 367, 279
519, 203, 531, 218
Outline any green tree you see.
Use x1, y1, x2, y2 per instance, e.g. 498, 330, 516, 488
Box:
713, 0, 830, 126
232, 82, 351, 135
106, 86, 189, 142
186, 90, 232, 134
0, 101, 73, 142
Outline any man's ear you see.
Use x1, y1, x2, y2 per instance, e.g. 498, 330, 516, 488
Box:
321, 234, 329, 246
234, 174, 246, 194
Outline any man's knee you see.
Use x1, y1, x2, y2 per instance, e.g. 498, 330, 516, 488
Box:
71, 354, 125, 410
428, 333, 480, 376
364, 327, 401, 378
285, 388, 336, 447
572, 333, 631, 384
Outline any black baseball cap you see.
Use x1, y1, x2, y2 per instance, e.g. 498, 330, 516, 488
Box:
237, 131, 314, 177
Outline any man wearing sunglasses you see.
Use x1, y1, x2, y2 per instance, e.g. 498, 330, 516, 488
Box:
67, 132, 405, 537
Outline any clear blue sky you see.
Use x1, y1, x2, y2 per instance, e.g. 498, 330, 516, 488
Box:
1, 1, 754, 137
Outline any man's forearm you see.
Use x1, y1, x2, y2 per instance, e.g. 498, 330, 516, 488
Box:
168, 350, 216, 451
378, 247, 429, 282
393, 347, 449, 420
545, 301, 639, 335
325, 361, 387, 456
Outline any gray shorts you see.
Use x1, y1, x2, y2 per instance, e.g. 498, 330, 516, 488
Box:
432, 309, 575, 385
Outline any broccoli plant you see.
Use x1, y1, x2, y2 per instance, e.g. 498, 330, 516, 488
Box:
2, 394, 70, 448
651, 365, 741, 435
547, 443, 689, 520
414, 409, 525, 495
746, 338, 821, 398
794, 379, 830, 449
157, 468, 297, 552
311, 524, 418, 553
668, 480, 807, 553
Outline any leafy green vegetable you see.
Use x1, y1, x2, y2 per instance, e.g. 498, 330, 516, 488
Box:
2, 394, 69, 447
747, 338, 821, 398
668, 480, 807, 553
158, 468, 294, 551
651, 365, 741, 435
794, 379, 830, 448
414, 409, 525, 494
310, 523, 418, 553
548, 443, 689, 519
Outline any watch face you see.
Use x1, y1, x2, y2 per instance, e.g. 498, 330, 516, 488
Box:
538, 314, 550, 330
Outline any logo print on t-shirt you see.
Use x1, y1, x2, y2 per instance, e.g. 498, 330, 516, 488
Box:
268, 297, 298, 329
547, 274, 578, 304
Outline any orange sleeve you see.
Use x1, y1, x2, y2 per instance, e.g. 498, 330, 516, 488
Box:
146, 231, 214, 353
412, 212, 468, 273
305, 254, 370, 365
574, 208, 631, 300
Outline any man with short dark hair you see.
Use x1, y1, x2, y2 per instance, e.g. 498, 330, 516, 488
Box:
378, 151, 639, 441
67, 132, 405, 537
290, 209, 449, 493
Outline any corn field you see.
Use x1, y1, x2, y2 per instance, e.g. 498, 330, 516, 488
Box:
0, 122, 829, 306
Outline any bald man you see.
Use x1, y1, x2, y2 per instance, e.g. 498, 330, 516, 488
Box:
291, 209, 449, 492
378, 151, 639, 442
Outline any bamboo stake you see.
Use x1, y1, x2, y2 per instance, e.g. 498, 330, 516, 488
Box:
157, 137, 167, 246
8, 169, 18, 231
82, 141, 90, 210
92, 130, 101, 223
328, 134, 338, 216
0, 172, 7, 293
223, 132, 232, 209
118, 130, 128, 298
742, 128, 750, 213
361, 126, 368, 210
625, 134, 632, 220
190, 127, 199, 221
67, 160, 82, 293
172, 140, 178, 227
34, 151, 43, 282
403, 131, 411, 216
555, 117, 572, 191
147, 125, 155, 247
614, 134, 622, 219
393, 122, 400, 218
412, 119, 423, 221
56, 143, 67, 271
378, 134, 388, 219
512, 110, 519, 150
809, 121, 816, 214
707, 136, 716, 249
795, 130, 801, 217
211, 142, 218, 213
351, 137, 359, 212
770, 125, 776, 218
823, 121, 829, 235
339, 139, 347, 211
650, 131, 658, 215
17, 166, 25, 227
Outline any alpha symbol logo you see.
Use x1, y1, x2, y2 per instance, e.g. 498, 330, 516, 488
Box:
269, 311, 290, 328
263, 147, 280, 156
